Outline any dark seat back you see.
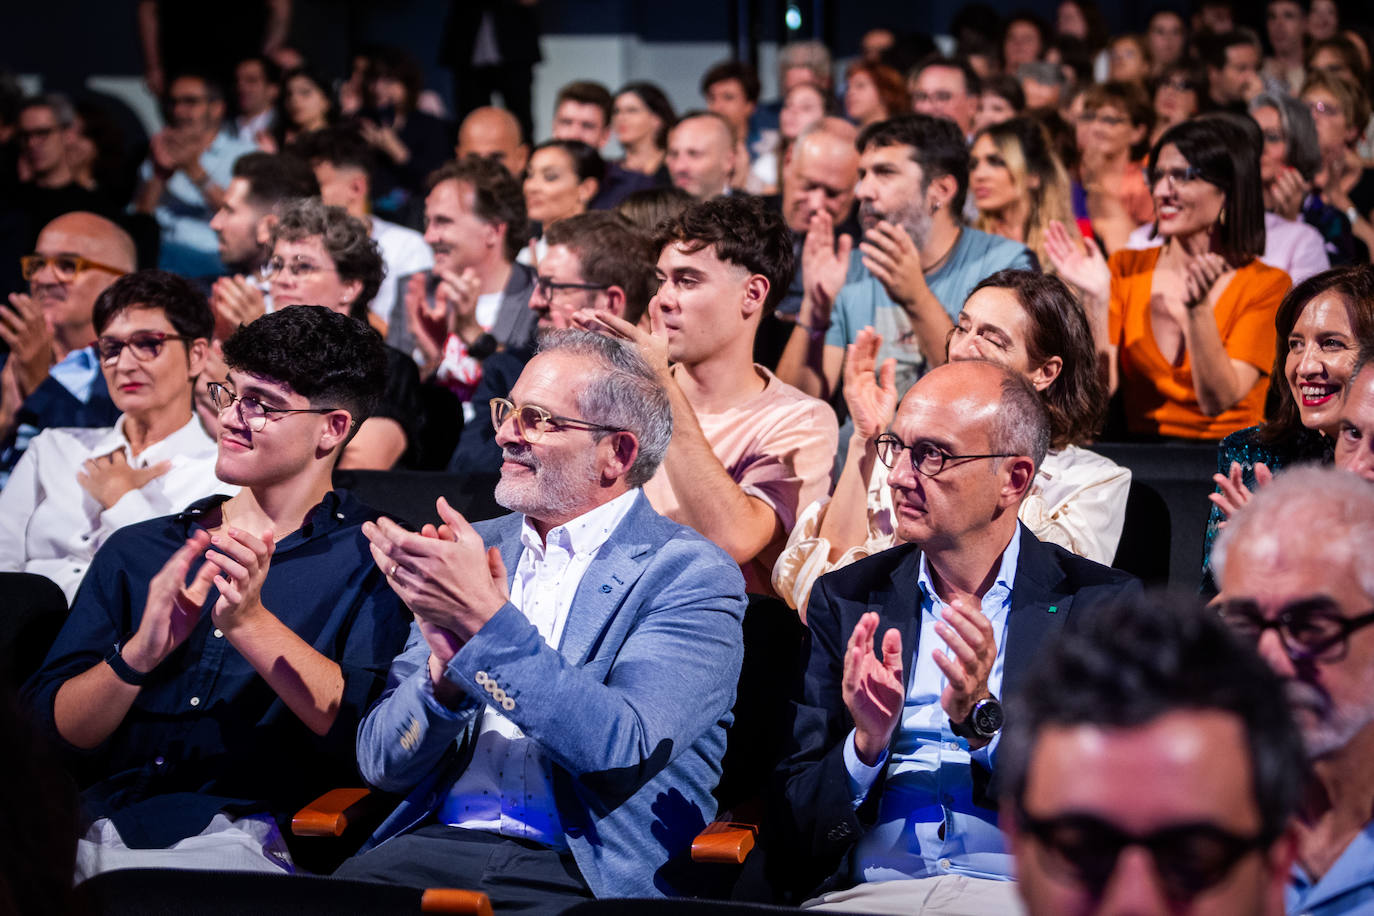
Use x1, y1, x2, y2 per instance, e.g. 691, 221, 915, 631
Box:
332, 470, 505, 529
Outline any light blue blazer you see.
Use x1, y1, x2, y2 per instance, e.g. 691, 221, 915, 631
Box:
354, 491, 747, 898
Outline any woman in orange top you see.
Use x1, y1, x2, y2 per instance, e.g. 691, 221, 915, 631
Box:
1049, 116, 1291, 439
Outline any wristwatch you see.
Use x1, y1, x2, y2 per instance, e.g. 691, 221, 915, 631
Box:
105, 643, 150, 687
951, 696, 1004, 741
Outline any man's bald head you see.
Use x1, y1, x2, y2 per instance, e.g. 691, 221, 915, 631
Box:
783, 118, 861, 231
457, 107, 529, 177
666, 112, 737, 200
30, 211, 136, 346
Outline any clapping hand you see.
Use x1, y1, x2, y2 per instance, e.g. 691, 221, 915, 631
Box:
933, 599, 998, 741
203, 527, 275, 633
1045, 221, 1110, 307
842, 612, 905, 766
801, 210, 853, 325
1209, 461, 1273, 526
859, 221, 926, 308
120, 533, 219, 674
1181, 252, 1229, 311
843, 327, 897, 442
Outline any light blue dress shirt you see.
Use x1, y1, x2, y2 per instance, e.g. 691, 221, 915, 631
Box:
843, 533, 1019, 884
1287, 821, 1374, 915
141, 129, 256, 277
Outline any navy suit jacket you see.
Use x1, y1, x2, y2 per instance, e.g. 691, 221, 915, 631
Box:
354, 491, 747, 898
776, 524, 1142, 896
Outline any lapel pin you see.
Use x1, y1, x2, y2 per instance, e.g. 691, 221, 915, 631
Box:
1047, 605, 1058, 613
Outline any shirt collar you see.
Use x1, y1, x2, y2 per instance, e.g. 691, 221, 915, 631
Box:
518, 488, 639, 559
93, 414, 212, 463
917, 527, 1022, 609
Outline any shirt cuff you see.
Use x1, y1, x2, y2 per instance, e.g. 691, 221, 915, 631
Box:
843, 728, 887, 807
970, 730, 1002, 770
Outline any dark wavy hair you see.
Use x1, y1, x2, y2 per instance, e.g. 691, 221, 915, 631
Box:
844, 60, 910, 122
962, 269, 1107, 448
653, 195, 796, 315
1259, 264, 1374, 447
615, 81, 678, 150
270, 198, 384, 321
858, 114, 971, 214
93, 269, 214, 342
427, 156, 530, 262
1148, 116, 1266, 267
221, 305, 386, 427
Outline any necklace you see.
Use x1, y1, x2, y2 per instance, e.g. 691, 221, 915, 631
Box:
923, 227, 963, 275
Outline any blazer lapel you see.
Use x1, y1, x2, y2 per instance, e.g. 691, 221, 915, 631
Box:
1002, 525, 1071, 696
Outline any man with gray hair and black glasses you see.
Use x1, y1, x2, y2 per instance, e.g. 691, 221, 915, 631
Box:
1214, 466, 1374, 915
342, 329, 747, 909
776, 359, 1139, 912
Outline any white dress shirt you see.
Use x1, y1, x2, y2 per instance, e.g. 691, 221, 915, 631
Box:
0, 415, 238, 601
438, 488, 640, 847
369, 217, 434, 322
843, 532, 1020, 883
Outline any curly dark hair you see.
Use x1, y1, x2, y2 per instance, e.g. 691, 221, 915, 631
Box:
93, 269, 214, 342
427, 156, 531, 262
963, 269, 1107, 449
270, 198, 384, 321
700, 60, 762, 103
652, 195, 796, 315
221, 305, 386, 427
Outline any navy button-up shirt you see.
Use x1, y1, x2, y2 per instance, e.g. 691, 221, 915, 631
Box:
24, 490, 412, 847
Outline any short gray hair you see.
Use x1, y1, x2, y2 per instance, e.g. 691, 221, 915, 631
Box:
1214, 465, 1374, 597
536, 329, 673, 488
988, 368, 1051, 472
1250, 93, 1322, 182
20, 93, 75, 127
779, 40, 833, 86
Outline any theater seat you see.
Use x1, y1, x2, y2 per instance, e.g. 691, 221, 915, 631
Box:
0, 572, 69, 687
78, 868, 492, 915
332, 470, 504, 528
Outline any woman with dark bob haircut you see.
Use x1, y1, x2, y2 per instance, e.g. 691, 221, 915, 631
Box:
613, 82, 677, 180
1200, 264, 1374, 587
1050, 115, 1291, 440
773, 269, 1130, 617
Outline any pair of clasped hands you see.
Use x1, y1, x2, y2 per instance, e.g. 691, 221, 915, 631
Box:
362, 498, 512, 704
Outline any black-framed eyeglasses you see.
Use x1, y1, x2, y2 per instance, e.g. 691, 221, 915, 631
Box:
874, 432, 1015, 478
260, 256, 338, 282
96, 332, 191, 364
206, 381, 344, 433
1018, 807, 1270, 902
533, 275, 608, 300
1147, 165, 1211, 188
490, 397, 624, 444
1214, 597, 1374, 662
21, 254, 129, 283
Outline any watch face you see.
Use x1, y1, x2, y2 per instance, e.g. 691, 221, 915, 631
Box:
973, 699, 1004, 736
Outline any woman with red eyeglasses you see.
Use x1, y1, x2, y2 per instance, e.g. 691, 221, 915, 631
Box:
0, 271, 237, 602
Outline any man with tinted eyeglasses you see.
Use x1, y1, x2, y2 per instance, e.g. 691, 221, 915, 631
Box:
23, 305, 411, 876
337, 330, 745, 908
1000, 592, 1303, 916
775, 360, 1138, 911
0, 270, 236, 601
1, 212, 137, 484
1214, 466, 1374, 915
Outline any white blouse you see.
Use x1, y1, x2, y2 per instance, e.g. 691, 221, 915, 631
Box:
0, 415, 238, 602
772, 445, 1131, 614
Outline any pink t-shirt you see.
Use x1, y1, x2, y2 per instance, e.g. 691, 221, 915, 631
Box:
642, 366, 839, 594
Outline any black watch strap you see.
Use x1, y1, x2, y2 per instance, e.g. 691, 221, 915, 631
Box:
951, 696, 1003, 740
105, 644, 150, 686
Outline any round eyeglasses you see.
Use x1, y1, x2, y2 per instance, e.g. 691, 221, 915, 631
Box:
874, 433, 1015, 478
490, 397, 624, 444
207, 381, 343, 432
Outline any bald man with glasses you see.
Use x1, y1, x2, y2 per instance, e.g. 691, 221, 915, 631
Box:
1, 211, 137, 482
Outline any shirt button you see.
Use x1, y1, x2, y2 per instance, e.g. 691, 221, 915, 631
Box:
154, 756, 165, 766
336, 512, 344, 519
189, 696, 200, 707
492, 687, 507, 702
939, 858, 951, 871
213, 629, 224, 638
501, 697, 516, 711
475, 671, 489, 685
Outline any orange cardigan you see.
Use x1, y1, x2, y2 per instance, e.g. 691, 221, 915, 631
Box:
1108, 247, 1290, 440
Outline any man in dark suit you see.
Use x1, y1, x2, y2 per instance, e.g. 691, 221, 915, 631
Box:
776, 359, 1139, 912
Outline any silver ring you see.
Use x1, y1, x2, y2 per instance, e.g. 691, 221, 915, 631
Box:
388, 563, 398, 577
